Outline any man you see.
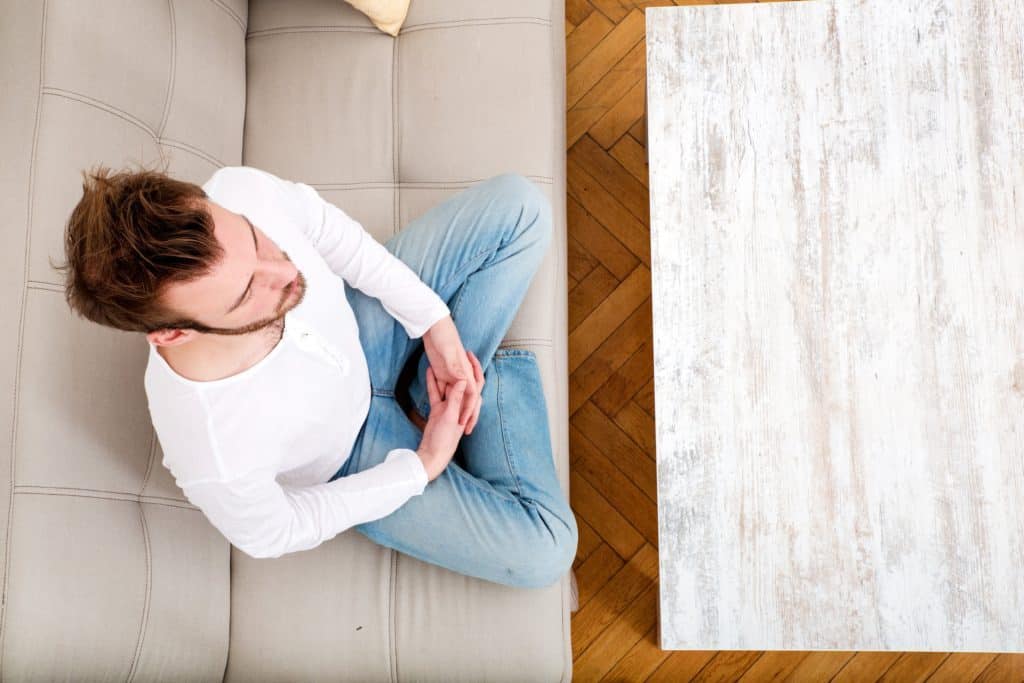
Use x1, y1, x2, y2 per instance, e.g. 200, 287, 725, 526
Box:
57, 162, 577, 589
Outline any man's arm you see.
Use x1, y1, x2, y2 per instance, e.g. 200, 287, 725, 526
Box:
177, 448, 428, 559
242, 166, 450, 340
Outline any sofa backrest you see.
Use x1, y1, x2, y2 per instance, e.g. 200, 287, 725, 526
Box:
0, 0, 248, 678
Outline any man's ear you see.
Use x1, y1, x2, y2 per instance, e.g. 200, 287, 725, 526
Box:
146, 328, 195, 347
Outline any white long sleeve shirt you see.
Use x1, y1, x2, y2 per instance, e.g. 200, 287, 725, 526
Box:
144, 165, 451, 559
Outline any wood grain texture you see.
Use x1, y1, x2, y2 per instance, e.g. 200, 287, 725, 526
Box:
646, 0, 1024, 651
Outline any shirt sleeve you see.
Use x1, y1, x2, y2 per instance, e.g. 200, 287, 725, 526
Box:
244, 166, 450, 339
177, 448, 429, 559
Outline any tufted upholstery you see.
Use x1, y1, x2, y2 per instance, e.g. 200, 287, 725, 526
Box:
0, 0, 573, 680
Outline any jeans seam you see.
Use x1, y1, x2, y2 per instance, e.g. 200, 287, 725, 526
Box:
496, 359, 524, 499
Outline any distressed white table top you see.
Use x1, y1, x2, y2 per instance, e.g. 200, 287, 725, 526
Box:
646, 0, 1024, 652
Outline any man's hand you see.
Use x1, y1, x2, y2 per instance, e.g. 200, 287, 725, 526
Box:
422, 315, 483, 435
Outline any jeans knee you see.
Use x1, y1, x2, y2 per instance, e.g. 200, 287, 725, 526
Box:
492, 173, 553, 246
510, 515, 578, 589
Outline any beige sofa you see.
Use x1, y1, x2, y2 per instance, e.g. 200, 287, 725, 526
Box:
0, 0, 576, 680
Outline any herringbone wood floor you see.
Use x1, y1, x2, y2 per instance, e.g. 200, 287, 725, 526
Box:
563, 1, 1024, 680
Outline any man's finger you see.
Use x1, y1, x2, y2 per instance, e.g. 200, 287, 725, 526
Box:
461, 394, 475, 433
471, 351, 483, 384
466, 396, 480, 434
460, 385, 473, 425
449, 379, 468, 424
449, 379, 467, 403
426, 367, 439, 405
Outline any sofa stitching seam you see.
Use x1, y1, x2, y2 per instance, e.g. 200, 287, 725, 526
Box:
390, 550, 399, 683
392, 31, 400, 239
210, 0, 245, 34
37, 88, 229, 169
402, 17, 552, 33
313, 176, 554, 188
12, 487, 197, 507
246, 17, 551, 40
156, 0, 176, 140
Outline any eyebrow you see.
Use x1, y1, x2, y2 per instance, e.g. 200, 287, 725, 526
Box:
225, 214, 259, 315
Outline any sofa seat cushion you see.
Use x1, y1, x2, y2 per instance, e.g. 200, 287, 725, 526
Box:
228, 0, 572, 680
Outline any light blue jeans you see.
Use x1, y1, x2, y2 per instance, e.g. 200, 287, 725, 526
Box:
328, 173, 578, 590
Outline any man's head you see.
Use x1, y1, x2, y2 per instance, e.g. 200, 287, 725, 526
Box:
55, 161, 307, 348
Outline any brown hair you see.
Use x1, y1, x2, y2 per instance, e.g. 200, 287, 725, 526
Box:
51, 158, 225, 333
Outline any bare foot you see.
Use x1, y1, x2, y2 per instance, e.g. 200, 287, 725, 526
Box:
405, 405, 427, 433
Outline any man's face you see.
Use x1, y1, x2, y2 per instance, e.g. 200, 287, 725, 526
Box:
146, 199, 307, 347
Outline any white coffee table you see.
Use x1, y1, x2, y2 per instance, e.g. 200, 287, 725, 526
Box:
646, 0, 1024, 652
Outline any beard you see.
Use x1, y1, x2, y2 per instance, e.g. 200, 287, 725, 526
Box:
174, 270, 307, 337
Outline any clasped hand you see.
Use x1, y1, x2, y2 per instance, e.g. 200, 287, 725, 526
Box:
422, 315, 483, 435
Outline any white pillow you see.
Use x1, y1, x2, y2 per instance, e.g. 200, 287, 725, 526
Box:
344, 0, 411, 37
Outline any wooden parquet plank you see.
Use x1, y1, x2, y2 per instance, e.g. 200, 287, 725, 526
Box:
566, 0, 596, 25
974, 655, 1024, 682
692, 651, 765, 683
613, 400, 656, 456
568, 40, 647, 147
568, 265, 650, 373
574, 542, 624, 611
567, 9, 646, 109
569, 422, 658, 544
571, 543, 659, 659
589, 0, 633, 24
601, 625, 672, 682
593, 337, 653, 416
573, 404, 656, 495
925, 653, 998, 683
567, 9, 615, 71
570, 470, 645, 559
646, 651, 718, 682
832, 652, 903, 682
610, 132, 650, 187
629, 116, 646, 147
567, 194, 640, 280
781, 652, 856, 681
574, 514, 604, 568
634, 376, 655, 417
570, 134, 649, 224
736, 651, 811, 681
568, 157, 651, 267
575, 582, 660, 681
626, 0, 682, 9
570, 299, 652, 414
570, 264, 619, 333
568, 231, 599, 283
878, 653, 949, 682
591, 76, 647, 150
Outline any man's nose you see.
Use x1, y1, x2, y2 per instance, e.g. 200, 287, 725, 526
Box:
263, 257, 297, 288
